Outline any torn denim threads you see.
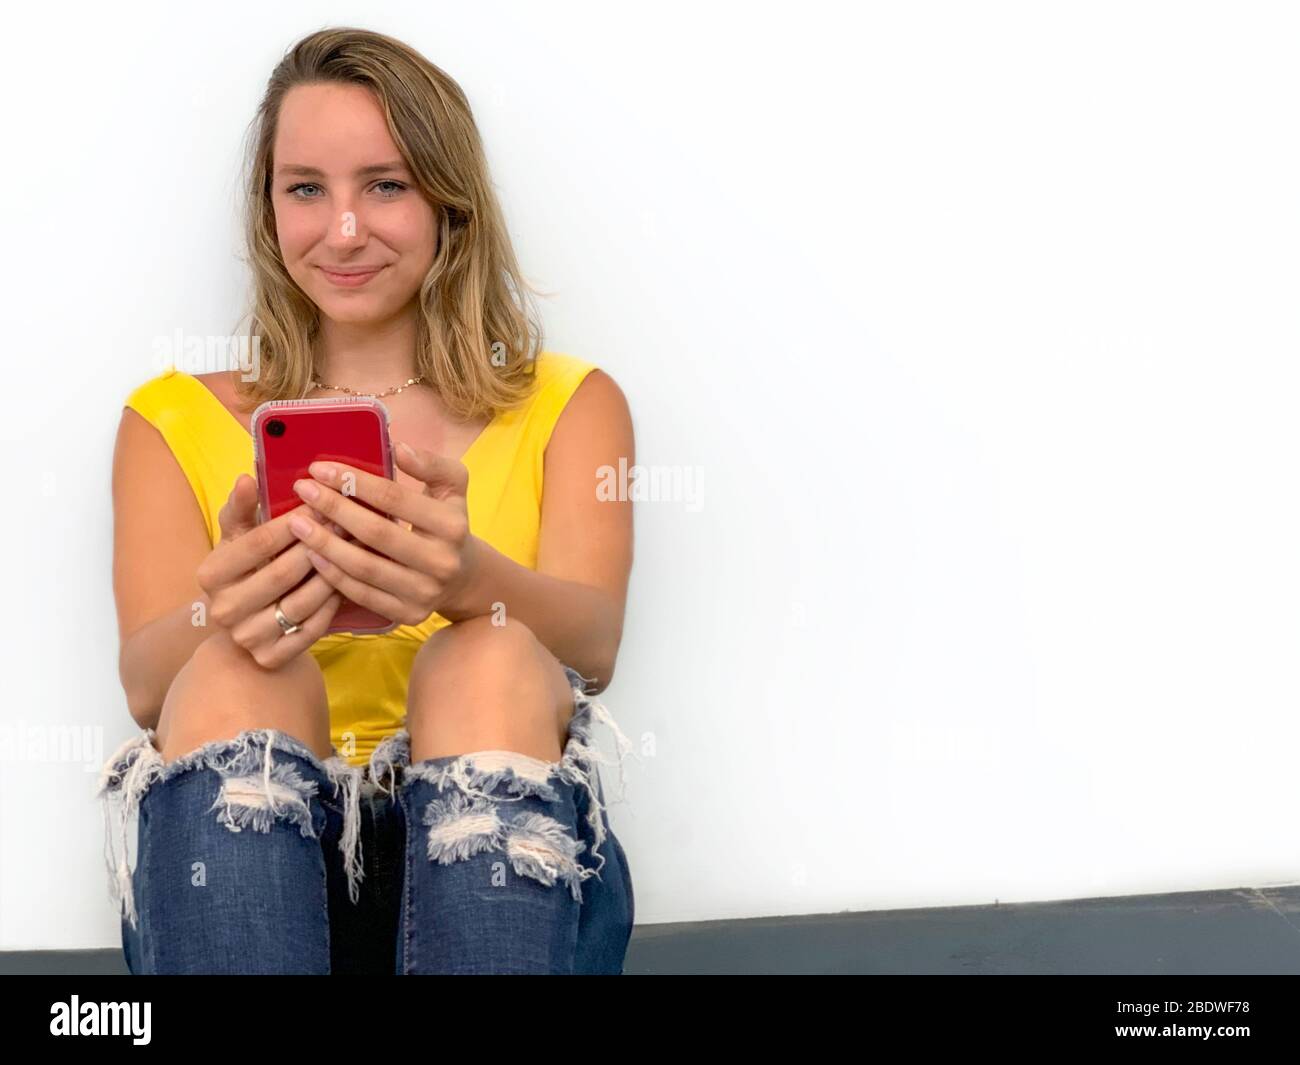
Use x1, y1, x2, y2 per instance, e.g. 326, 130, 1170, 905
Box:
95, 727, 365, 973
388, 665, 636, 974
95, 664, 635, 974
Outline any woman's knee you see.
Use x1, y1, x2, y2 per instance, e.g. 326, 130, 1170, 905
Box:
407, 615, 573, 756
413, 616, 566, 700
156, 627, 331, 762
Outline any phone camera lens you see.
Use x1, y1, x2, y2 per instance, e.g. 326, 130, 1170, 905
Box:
266, 419, 286, 438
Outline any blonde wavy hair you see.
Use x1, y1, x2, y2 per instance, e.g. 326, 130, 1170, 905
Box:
233, 26, 545, 419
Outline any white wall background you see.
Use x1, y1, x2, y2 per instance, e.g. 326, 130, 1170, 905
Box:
2, 0, 1297, 950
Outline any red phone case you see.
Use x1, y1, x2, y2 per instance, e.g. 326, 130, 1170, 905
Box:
251, 395, 399, 636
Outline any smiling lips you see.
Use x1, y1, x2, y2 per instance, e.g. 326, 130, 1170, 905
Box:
318, 264, 386, 287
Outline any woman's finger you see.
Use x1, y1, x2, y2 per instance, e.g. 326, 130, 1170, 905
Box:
301, 536, 430, 628
216, 474, 261, 543
300, 460, 467, 542
293, 478, 465, 566
199, 501, 322, 590
290, 510, 457, 601
229, 569, 339, 649
247, 590, 344, 670
392, 442, 469, 503
207, 540, 316, 630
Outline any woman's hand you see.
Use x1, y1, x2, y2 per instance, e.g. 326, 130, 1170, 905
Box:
195, 473, 344, 668
284, 441, 481, 628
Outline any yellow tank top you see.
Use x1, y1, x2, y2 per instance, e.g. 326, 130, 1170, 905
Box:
124, 351, 598, 766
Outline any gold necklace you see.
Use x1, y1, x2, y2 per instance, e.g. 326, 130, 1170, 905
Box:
310, 374, 425, 398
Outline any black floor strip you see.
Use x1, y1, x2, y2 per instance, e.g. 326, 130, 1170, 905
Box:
7, 885, 1300, 975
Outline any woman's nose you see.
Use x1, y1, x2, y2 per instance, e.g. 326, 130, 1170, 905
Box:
323, 205, 366, 244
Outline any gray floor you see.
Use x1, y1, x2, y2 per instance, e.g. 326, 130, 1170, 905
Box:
7, 885, 1300, 974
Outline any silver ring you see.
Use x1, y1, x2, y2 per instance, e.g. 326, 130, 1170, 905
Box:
274, 602, 302, 637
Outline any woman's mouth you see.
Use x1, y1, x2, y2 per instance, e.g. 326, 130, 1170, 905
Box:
318, 265, 386, 287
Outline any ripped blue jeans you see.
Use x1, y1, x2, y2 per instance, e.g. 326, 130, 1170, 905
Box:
95, 665, 636, 974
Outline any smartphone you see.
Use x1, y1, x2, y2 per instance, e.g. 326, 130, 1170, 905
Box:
251, 395, 399, 636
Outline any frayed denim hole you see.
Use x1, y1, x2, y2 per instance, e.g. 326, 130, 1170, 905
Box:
207, 748, 321, 839
403, 751, 594, 903
96, 728, 351, 930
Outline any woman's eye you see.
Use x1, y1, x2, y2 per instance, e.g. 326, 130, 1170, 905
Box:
284, 181, 405, 199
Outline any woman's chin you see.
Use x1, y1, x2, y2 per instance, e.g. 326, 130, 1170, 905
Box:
313, 295, 393, 323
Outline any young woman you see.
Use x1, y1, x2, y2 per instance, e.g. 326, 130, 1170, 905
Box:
97, 26, 636, 975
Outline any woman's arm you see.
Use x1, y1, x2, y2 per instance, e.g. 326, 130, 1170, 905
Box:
112, 409, 215, 729
437, 370, 635, 691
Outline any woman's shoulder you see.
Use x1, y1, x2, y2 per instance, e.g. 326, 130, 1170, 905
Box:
512, 350, 602, 424
528, 349, 600, 388
125, 367, 238, 414
122, 367, 195, 426
123, 368, 251, 456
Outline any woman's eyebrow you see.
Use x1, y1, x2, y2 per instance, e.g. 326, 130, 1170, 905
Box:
276, 161, 409, 178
